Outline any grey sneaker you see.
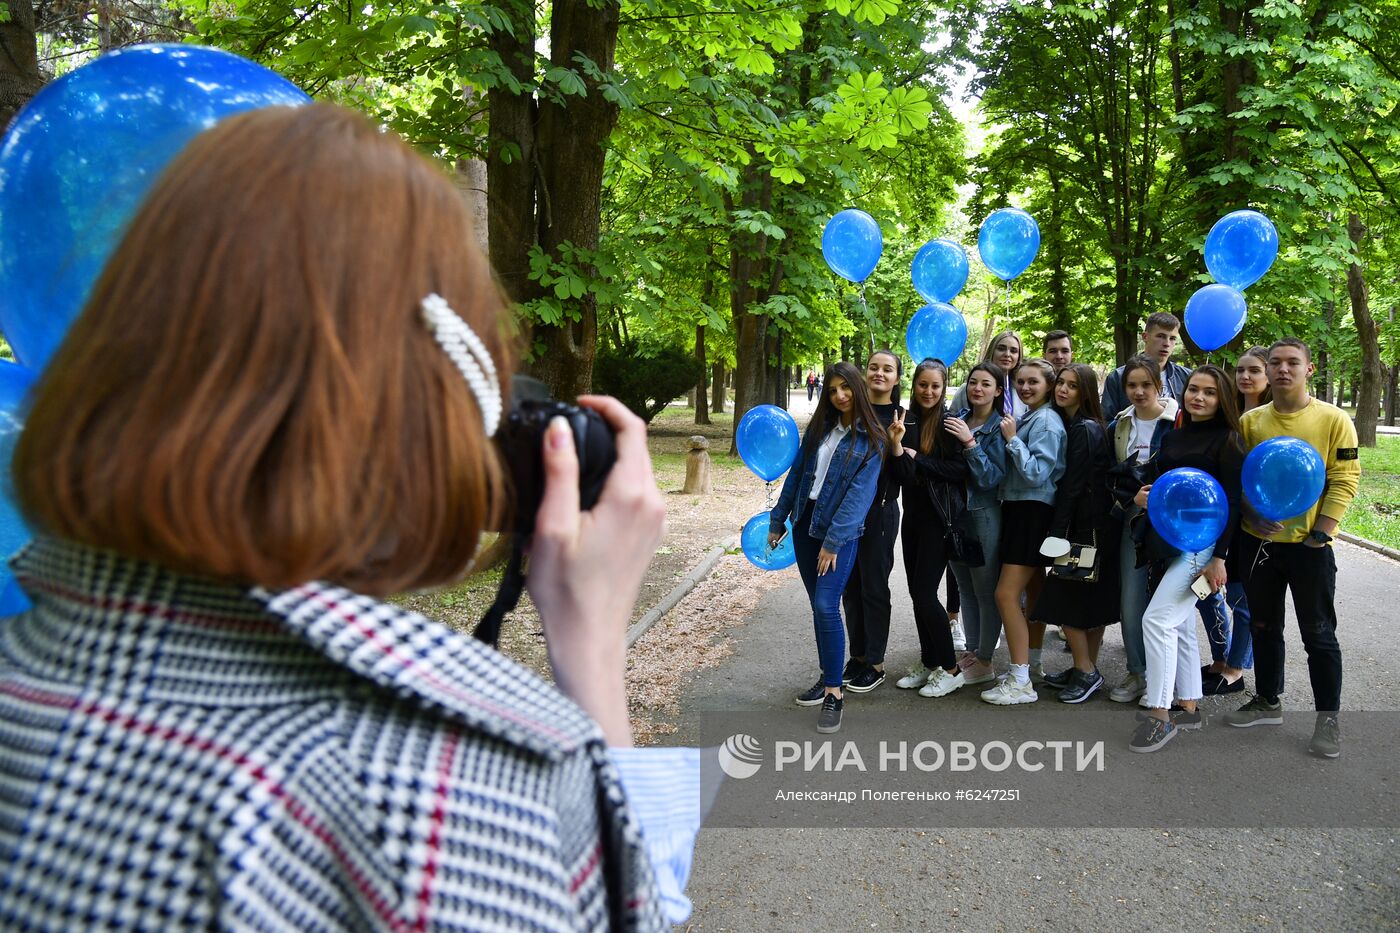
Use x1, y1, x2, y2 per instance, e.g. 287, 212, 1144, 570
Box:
816, 693, 844, 733
1223, 695, 1284, 728
1309, 715, 1341, 758
1109, 672, 1146, 703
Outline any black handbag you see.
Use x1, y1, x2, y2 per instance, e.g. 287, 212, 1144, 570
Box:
1048, 531, 1099, 583
927, 478, 984, 567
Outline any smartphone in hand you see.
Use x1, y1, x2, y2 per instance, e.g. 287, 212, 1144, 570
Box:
1190, 574, 1214, 600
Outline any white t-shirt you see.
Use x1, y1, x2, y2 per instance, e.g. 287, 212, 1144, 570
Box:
1129, 416, 1156, 462
808, 422, 850, 500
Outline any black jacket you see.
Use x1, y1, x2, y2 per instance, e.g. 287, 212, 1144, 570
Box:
1048, 414, 1115, 543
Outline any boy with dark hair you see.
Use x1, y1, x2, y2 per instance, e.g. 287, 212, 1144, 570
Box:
1100, 312, 1192, 418
1224, 338, 1359, 758
1043, 330, 1073, 372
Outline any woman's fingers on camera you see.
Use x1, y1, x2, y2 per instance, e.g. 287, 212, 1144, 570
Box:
534, 416, 581, 544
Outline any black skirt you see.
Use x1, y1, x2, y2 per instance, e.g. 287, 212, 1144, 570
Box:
999, 500, 1055, 567
1034, 517, 1124, 629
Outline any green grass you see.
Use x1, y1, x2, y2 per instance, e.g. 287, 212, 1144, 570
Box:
1341, 435, 1400, 551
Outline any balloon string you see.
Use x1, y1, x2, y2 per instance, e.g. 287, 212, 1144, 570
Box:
765, 480, 777, 510
857, 283, 873, 354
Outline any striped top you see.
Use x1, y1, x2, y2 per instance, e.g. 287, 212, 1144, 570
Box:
0, 536, 666, 931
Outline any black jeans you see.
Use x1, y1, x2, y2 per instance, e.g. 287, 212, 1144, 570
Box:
843, 499, 899, 666
1237, 534, 1343, 712
901, 512, 955, 671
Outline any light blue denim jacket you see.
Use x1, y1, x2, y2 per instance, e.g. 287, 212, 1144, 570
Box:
961, 416, 1007, 511
770, 424, 882, 553
1000, 405, 1066, 505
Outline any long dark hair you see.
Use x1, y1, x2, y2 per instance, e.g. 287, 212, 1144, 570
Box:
867, 348, 903, 408
1054, 363, 1104, 425
910, 358, 956, 456
1187, 364, 1243, 440
803, 361, 887, 462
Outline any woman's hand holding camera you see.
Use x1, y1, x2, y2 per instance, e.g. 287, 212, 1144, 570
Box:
527, 395, 666, 748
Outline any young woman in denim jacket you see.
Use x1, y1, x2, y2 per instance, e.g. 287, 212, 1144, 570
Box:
770, 362, 887, 734
982, 358, 1067, 706
1106, 355, 1179, 704
886, 359, 972, 699
941, 361, 1007, 688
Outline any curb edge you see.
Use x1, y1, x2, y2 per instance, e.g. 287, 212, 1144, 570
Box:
626, 535, 738, 649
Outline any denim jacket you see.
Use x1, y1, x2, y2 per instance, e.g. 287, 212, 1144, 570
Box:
961, 416, 1007, 511
770, 423, 883, 553
1000, 405, 1066, 505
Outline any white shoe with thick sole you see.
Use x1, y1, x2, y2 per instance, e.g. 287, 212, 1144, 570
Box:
919, 668, 966, 698
980, 678, 1038, 705
896, 665, 932, 690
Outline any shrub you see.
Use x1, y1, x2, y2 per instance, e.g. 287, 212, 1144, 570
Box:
593, 341, 703, 424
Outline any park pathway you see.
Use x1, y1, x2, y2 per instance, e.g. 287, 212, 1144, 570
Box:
677, 539, 1399, 931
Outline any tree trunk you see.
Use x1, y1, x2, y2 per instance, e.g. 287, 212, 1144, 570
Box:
1385, 362, 1397, 427
528, 2, 620, 398
711, 360, 726, 413
694, 324, 710, 424
1346, 214, 1380, 445
486, 3, 538, 307
1317, 298, 1334, 403
0, 0, 43, 130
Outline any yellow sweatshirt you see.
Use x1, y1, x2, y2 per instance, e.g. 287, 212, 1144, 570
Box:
1241, 399, 1361, 544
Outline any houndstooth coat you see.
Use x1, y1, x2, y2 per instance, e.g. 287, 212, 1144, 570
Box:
0, 536, 666, 931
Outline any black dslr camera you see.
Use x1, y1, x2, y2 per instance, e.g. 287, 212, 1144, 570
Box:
495, 376, 617, 534
475, 376, 617, 643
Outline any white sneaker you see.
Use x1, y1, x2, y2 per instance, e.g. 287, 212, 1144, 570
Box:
1109, 672, 1147, 704
1050, 626, 1066, 642
919, 668, 965, 698
896, 665, 932, 689
980, 678, 1038, 705
1029, 662, 1046, 685
950, 618, 966, 652
963, 659, 997, 685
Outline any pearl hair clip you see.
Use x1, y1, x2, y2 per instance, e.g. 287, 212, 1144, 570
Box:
420, 293, 502, 437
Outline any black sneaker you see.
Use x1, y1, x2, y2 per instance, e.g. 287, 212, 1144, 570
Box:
1129, 715, 1177, 753
842, 658, 866, 685
846, 666, 886, 693
1202, 672, 1245, 696
795, 680, 825, 707
1309, 715, 1341, 759
816, 693, 844, 734
1041, 667, 1075, 689
1057, 669, 1104, 704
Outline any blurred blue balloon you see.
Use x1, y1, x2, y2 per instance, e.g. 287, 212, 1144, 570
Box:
0, 44, 310, 370
910, 239, 969, 303
821, 209, 882, 283
905, 302, 968, 366
1204, 210, 1278, 291
977, 208, 1040, 281
736, 404, 800, 482
741, 513, 796, 571
0, 360, 38, 615
1242, 436, 1326, 523
1148, 467, 1228, 554
1184, 283, 1247, 352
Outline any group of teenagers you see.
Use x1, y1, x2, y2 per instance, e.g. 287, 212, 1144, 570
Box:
768, 313, 1360, 756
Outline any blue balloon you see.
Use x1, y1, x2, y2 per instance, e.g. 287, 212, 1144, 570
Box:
741, 513, 796, 571
1242, 436, 1326, 523
1147, 467, 1228, 554
1184, 284, 1248, 352
0, 360, 38, 615
821, 209, 882, 283
905, 302, 968, 367
910, 239, 969, 303
0, 45, 310, 370
977, 208, 1041, 281
1204, 210, 1278, 291
736, 404, 800, 482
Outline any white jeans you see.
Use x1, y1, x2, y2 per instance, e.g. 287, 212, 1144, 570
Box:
1142, 546, 1214, 710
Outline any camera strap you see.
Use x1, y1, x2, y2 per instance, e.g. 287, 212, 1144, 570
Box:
474, 539, 526, 645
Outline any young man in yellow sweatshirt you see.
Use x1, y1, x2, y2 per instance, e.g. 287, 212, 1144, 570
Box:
1224, 338, 1360, 758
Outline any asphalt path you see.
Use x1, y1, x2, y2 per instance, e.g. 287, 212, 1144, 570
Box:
676, 539, 1400, 931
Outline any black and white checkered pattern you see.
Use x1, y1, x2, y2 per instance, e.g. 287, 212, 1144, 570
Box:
0, 537, 664, 931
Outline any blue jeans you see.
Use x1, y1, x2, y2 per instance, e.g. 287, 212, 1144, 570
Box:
949, 505, 1002, 663
1119, 516, 1148, 676
1202, 581, 1254, 669
793, 502, 859, 687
